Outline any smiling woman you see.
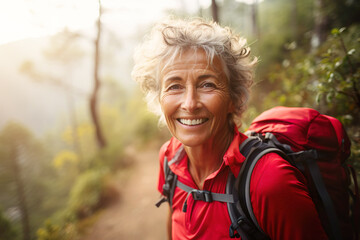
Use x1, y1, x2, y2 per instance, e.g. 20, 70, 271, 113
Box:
131, 17, 330, 240
131, 17, 259, 239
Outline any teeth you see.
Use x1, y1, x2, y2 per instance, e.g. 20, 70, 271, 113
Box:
179, 119, 207, 126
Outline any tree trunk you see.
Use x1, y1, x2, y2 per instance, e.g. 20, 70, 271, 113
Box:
67, 89, 83, 163
211, 0, 219, 23
311, 0, 330, 112
291, 0, 298, 41
11, 147, 31, 240
90, 0, 106, 149
311, 0, 329, 49
251, 0, 260, 39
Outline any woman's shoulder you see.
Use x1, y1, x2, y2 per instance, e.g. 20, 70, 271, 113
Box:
251, 152, 308, 196
249, 153, 328, 240
159, 137, 183, 162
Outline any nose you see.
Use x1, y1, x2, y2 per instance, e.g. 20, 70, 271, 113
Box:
181, 87, 201, 113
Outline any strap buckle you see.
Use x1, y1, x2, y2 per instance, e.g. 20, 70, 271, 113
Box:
155, 197, 167, 208
229, 216, 246, 238
192, 190, 213, 202
229, 216, 259, 239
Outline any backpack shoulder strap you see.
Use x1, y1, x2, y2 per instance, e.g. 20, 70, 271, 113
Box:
238, 136, 287, 229
155, 156, 177, 208
155, 146, 185, 208
227, 135, 287, 239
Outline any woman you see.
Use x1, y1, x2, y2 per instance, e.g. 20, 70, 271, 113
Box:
132, 17, 328, 240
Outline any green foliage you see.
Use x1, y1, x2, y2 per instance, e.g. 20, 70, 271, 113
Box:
67, 168, 109, 219
247, 45, 317, 124
126, 89, 171, 146
36, 220, 62, 240
33, 79, 131, 237
36, 220, 79, 240
256, 25, 360, 124
34, 79, 164, 237
133, 108, 163, 144
315, 26, 360, 123
348, 125, 360, 171
0, 209, 18, 240
0, 122, 56, 239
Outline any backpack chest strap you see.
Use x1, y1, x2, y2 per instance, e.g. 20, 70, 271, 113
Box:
176, 180, 235, 212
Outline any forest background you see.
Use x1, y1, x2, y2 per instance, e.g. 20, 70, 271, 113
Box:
0, 0, 359, 239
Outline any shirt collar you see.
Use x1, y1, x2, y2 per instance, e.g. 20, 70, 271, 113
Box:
165, 127, 248, 179
222, 127, 247, 177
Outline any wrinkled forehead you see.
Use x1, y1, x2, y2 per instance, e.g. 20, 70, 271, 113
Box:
157, 47, 229, 81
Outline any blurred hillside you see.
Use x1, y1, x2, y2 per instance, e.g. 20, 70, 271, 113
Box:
0, 33, 136, 135
0, 38, 67, 134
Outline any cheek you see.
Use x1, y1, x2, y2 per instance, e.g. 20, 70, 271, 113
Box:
203, 93, 233, 115
160, 94, 177, 118
160, 95, 179, 134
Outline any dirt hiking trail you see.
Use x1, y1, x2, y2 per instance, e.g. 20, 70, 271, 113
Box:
81, 144, 167, 240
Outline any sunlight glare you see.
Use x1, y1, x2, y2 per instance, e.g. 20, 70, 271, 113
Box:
0, 0, 184, 45
0, 0, 98, 45
235, 0, 263, 4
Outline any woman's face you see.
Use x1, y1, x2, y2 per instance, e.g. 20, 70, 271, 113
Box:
160, 49, 234, 148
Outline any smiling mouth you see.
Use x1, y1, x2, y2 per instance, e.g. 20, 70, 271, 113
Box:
177, 118, 208, 126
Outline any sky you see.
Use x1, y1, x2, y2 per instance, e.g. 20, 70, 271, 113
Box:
0, 0, 202, 45
0, 0, 259, 46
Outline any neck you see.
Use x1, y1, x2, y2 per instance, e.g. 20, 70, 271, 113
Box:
184, 127, 234, 189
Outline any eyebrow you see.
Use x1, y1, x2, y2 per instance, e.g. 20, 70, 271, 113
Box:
198, 74, 218, 81
163, 76, 182, 84
162, 73, 219, 85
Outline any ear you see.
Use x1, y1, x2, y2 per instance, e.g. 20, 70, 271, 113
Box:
227, 99, 236, 113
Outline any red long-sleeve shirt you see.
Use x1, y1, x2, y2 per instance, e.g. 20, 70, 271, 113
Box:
157, 128, 328, 240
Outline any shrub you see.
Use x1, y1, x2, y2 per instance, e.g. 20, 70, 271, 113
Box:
36, 220, 79, 240
0, 209, 18, 240
67, 168, 109, 219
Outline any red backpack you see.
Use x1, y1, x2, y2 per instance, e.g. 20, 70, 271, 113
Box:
228, 106, 359, 240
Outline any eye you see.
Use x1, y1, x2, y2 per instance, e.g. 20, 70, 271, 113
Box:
201, 82, 216, 89
167, 84, 182, 91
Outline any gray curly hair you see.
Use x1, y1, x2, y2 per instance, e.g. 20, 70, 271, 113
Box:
131, 17, 257, 126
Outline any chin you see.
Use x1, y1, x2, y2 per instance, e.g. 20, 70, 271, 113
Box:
175, 134, 208, 148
